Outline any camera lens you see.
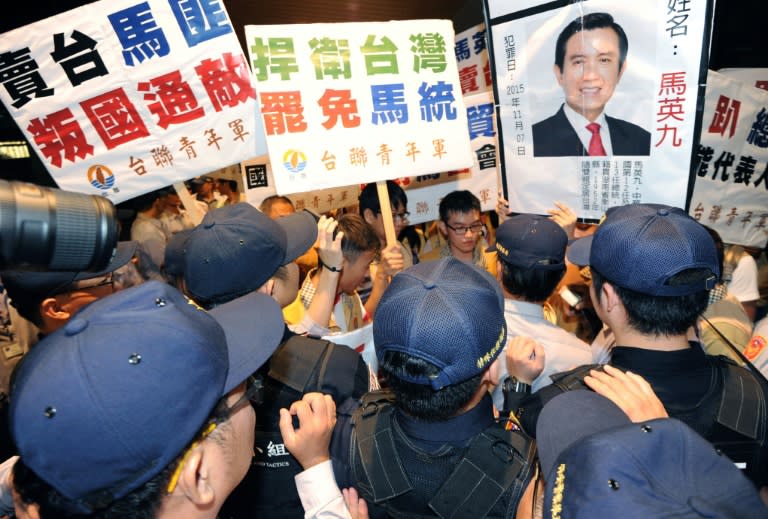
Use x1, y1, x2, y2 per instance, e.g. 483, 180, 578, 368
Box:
0, 180, 118, 271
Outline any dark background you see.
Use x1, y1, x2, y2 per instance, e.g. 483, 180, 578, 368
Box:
0, 0, 763, 188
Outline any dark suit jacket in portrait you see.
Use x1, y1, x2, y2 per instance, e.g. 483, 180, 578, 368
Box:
532, 105, 651, 157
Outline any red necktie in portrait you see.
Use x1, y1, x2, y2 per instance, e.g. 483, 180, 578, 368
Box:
586, 122, 606, 156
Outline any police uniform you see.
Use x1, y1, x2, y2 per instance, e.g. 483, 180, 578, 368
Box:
220, 332, 371, 519
511, 343, 768, 488
746, 316, 768, 379
535, 203, 768, 490
328, 259, 536, 519
331, 393, 535, 519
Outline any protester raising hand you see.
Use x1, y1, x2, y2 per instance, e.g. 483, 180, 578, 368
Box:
547, 201, 577, 240
304, 216, 345, 332
316, 215, 344, 274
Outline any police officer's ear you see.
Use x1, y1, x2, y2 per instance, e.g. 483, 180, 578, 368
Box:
171, 442, 216, 507
258, 279, 276, 298
39, 298, 71, 332
596, 280, 621, 314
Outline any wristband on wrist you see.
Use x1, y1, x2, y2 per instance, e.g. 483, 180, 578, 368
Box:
318, 258, 343, 272
503, 376, 531, 395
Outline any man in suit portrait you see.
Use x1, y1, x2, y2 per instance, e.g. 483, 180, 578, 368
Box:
532, 12, 651, 157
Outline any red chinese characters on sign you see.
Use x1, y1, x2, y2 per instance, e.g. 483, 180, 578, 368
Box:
81, 88, 150, 150
695, 202, 768, 233
26, 107, 94, 167
195, 52, 256, 112
708, 95, 740, 138
655, 71, 686, 148
318, 89, 361, 129
138, 70, 205, 129
261, 91, 307, 135
459, 65, 479, 94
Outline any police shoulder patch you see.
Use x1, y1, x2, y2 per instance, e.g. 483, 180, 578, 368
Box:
744, 335, 766, 361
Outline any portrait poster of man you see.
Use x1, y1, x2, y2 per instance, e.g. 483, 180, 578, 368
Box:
531, 12, 651, 157
484, 0, 713, 219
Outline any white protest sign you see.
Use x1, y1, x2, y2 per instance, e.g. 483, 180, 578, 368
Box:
688, 70, 768, 248
455, 23, 493, 96
392, 92, 499, 225
244, 20, 473, 194
718, 68, 768, 93
0, 0, 266, 203
322, 323, 378, 376
241, 156, 361, 214
484, 0, 711, 218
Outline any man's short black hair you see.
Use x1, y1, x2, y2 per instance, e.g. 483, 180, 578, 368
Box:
358, 180, 408, 215
379, 350, 483, 421
438, 190, 481, 223
5, 293, 45, 328
132, 189, 164, 213
499, 261, 566, 303
220, 179, 238, 192
591, 268, 709, 336
259, 195, 294, 214
337, 213, 381, 263
13, 456, 172, 519
555, 12, 628, 73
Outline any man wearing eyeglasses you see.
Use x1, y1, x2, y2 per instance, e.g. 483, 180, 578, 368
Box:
419, 190, 496, 276
0, 241, 141, 464
357, 180, 412, 317
0, 241, 138, 339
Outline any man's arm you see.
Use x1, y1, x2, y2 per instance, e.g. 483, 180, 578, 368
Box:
547, 201, 577, 240
304, 217, 344, 332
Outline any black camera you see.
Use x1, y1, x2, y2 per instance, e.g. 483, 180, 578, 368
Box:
0, 180, 118, 272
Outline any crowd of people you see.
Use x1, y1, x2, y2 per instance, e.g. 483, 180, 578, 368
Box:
0, 179, 767, 518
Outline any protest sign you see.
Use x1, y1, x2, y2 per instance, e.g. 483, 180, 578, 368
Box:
239, 159, 496, 226
0, 0, 265, 203
322, 323, 377, 375
455, 23, 493, 96
241, 155, 361, 214
484, 0, 712, 218
689, 70, 768, 248
718, 68, 768, 93
244, 20, 473, 195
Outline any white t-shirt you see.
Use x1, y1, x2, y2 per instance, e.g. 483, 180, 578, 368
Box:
728, 254, 760, 302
